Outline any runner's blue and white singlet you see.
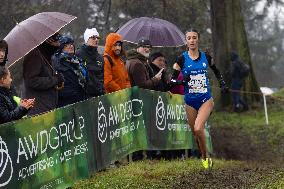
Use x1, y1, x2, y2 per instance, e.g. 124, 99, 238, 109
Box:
181, 51, 212, 109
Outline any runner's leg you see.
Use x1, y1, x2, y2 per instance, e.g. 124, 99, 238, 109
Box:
194, 98, 214, 159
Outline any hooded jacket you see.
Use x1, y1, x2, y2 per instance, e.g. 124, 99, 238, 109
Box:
0, 86, 28, 124
103, 33, 130, 93
230, 52, 246, 82
126, 49, 159, 89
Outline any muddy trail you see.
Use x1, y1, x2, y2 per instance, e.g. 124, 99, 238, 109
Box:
172, 162, 284, 189
171, 125, 284, 189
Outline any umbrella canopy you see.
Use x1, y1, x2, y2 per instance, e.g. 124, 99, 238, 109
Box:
4, 12, 76, 67
117, 17, 186, 47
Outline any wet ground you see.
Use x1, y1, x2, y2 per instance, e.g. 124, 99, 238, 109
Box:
170, 125, 284, 189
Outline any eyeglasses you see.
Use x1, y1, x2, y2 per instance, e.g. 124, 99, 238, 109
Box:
90, 36, 100, 40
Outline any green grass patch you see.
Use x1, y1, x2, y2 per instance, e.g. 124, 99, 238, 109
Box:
74, 105, 284, 188
73, 159, 243, 189
272, 87, 284, 100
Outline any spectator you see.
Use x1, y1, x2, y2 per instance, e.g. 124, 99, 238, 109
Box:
103, 33, 130, 93
53, 35, 87, 107
0, 66, 34, 124
126, 38, 162, 161
23, 33, 64, 115
0, 40, 8, 66
230, 51, 249, 112
126, 38, 162, 90
149, 52, 171, 92
76, 28, 104, 97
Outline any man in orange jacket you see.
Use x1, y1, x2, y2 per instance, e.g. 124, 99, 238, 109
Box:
103, 33, 131, 93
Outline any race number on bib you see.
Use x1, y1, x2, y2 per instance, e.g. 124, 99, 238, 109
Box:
188, 73, 207, 93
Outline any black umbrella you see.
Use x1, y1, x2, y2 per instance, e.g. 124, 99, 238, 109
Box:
117, 17, 186, 47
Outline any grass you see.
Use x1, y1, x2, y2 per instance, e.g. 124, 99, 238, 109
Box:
73, 104, 284, 189
74, 158, 284, 189
209, 104, 284, 151
272, 87, 284, 100
73, 159, 242, 189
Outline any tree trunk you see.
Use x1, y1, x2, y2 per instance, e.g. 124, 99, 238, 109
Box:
210, 0, 261, 110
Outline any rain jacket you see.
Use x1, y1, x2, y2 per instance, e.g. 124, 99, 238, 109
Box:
23, 42, 60, 116
53, 52, 87, 107
126, 49, 159, 89
103, 33, 130, 93
76, 44, 104, 97
0, 86, 28, 124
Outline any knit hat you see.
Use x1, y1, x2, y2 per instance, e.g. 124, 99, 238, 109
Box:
84, 28, 100, 43
150, 52, 165, 63
59, 35, 74, 51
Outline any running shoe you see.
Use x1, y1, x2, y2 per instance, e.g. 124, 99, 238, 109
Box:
201, 158, 213, 169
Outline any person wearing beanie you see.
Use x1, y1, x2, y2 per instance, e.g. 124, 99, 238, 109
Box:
52, 35, 88, 107
0, 40, 8, 66
103, 33, 130, 93
149, 52, 171, 92
125, 37, 163, 91
76, 28, 104, 97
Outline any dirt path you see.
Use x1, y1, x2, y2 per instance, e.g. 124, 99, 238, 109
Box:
170, 125, 284, 189
171, 162, 284, 189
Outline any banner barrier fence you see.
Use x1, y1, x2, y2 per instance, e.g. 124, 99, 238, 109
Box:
0, 87, 212, 189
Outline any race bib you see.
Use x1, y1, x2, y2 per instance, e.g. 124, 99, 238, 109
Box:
188, 73, 207, 93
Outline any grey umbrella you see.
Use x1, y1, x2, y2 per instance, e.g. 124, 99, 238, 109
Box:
4, 12, 76, 67
117, 17, 186, 47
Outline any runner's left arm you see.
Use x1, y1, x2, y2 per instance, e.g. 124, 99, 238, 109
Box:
206, 53, 228, 93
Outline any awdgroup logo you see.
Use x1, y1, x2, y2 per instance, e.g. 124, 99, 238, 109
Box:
156, 96, 166, 130
0, 136, 13, 187
98, 101, 108, 143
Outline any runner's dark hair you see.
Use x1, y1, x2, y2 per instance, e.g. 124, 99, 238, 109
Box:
185, 28, 200, 38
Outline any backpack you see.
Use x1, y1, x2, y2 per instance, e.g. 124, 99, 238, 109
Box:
103, 54, 114, 67
103, 54, 126, 67
239, 61, 250, 78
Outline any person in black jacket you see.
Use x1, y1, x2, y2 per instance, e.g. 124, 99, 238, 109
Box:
0, 66, 34, 124
230, 52, 248, 112
76, 28, 104, 97
23, 33, 64, 115
149, 52, 171, 92
53, 35, 88, 107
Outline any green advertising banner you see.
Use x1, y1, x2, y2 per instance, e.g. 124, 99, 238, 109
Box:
0, 87, 212, 189
91, 87, 147, 170
0, 100, 94, 189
